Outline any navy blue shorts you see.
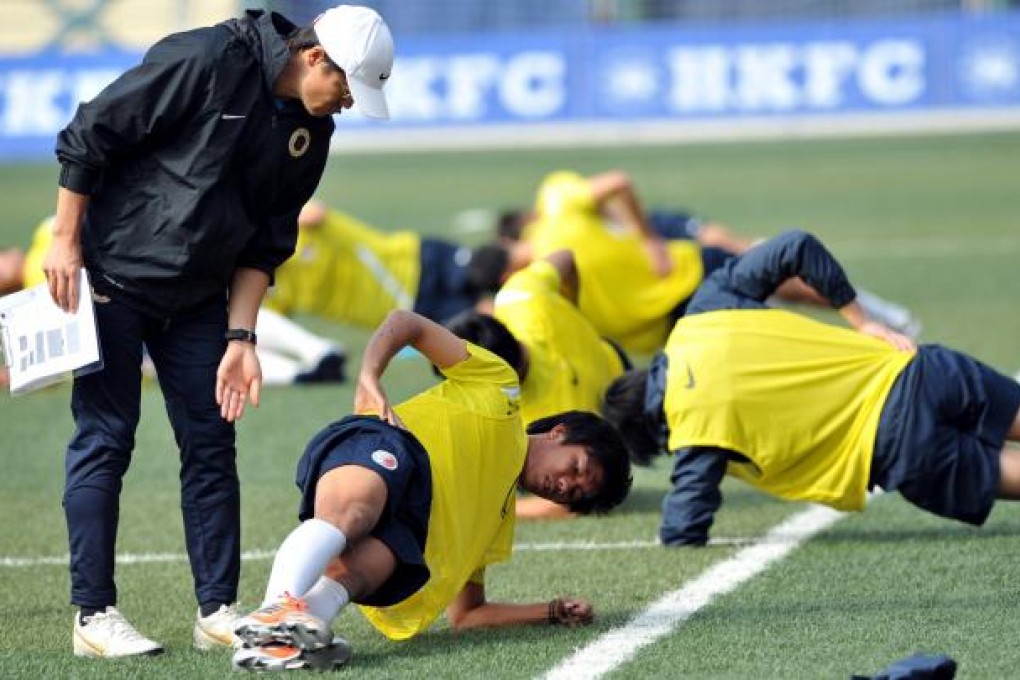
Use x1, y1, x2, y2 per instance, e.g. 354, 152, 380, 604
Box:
648, 210, 703, 240
669, 246, 736, 322
872, 345, 1020, 525
414, 238, 476, 323
295, 415, 433, 607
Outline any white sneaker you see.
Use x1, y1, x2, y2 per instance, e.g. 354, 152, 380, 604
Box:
194, 603, 241, 650
72, 607, 164, 658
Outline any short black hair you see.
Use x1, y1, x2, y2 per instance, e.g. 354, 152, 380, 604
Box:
602, 369, 659, 466
496, 209, 525, 241
466, 243, 509, 295
285, 25, 340, 70
443, 311, 524, 376
527, 411, 633, 515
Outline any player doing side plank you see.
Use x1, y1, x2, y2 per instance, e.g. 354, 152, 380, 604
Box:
231, 309, 632, 671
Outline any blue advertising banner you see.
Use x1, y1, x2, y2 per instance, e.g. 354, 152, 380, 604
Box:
1, 13, 1018, 158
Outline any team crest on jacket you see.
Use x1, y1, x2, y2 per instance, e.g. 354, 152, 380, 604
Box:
371, 449, 399, 471
288, 128, 311, 157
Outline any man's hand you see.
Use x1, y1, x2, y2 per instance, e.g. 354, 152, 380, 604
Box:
216, 341, 261, 422
354, 369, 405, 429
859, 320, 916, 352
549, 597, 594, 627
42, 235, 83, 313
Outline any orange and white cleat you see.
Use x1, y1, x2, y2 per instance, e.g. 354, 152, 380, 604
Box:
233, 593, 332, 651
232, 643, 307, 672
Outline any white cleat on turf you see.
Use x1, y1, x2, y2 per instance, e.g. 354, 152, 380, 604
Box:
72, 607, 164, 658
194, 603, 242, 650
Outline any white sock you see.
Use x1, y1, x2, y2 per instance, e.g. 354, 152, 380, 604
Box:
257, 348, 303, 385
257, 308, 342, 366
303, 576, 351, 623
263, 519, 347, 606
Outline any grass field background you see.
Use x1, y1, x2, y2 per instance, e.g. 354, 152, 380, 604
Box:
0, 131, 1018, 678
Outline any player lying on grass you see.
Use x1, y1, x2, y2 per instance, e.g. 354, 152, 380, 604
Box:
444, 250, 635, 520
602, 229, 1020, 546
481, 169, 919, 354
230, 309, 632, 671
265, 200, 496, 330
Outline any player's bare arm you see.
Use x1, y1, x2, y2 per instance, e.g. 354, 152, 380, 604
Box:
356, 310, 470, 426
445, 576, 593, 630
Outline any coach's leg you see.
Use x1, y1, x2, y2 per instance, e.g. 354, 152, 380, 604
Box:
148, 298, 239, 610
64, 294, 145, 610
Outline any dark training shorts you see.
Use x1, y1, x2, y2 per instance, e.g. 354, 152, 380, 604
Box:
414, 237, 476, 323
669, 246, 736, 322
648, 210, 702, 240
872, 345, 1020, 526
295, 415, 433, 607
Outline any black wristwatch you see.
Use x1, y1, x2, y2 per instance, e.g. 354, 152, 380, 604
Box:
224, 328, 258, 345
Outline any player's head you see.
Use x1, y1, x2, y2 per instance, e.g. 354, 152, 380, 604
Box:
465, 243, 511, 295
496, 209, 526, 242
602, 369, 660, 466
443, 310, 525, 377
0, 247, 26, 295
287, 6, 393, 119
522, 411, 632, 515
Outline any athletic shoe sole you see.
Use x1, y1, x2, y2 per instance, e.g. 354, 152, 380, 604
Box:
232, 646, 308, 672
304, 637, 353, 671
234, 620, 332, 652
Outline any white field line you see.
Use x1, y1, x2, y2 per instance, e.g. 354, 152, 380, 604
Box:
0, 536, 757, 569
542, 504, 845, 680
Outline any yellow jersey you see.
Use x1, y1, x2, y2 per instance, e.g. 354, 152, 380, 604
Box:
526, 171, 703, 354
264, 209, 421, 329
494, 260, 626, 425
358, 343, 528, 639
664, 309, 914, 511
22, 217, 53, 288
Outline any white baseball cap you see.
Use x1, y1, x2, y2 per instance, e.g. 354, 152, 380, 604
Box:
313, 5, 394, 120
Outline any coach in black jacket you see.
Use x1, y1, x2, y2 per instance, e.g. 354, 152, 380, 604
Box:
43, 6, 394, 658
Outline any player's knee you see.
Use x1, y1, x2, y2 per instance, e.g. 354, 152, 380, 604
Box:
316, 499, 383, 540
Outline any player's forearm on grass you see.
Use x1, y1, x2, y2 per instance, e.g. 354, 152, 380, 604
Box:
227, 267, 270, 330
447, 600, 552, 630
515, 495, 577, 520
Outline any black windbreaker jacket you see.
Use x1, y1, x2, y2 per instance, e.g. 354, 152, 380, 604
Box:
55, 11, 334, 314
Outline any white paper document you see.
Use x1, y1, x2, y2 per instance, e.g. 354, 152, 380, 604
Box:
0, 269, 103, 395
